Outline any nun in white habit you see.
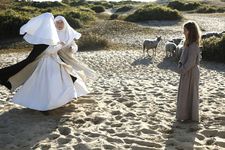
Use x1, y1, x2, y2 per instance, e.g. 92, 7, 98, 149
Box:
12, 13, 80, 111
54, 16, 96, 97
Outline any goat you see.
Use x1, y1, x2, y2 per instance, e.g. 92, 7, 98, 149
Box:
175, 40, 184, 60
165, 41, 177, 57
143, 36, 162, 57
169, 38, 183, 45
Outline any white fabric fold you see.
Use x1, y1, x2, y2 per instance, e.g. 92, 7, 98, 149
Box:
20, 12, 60, 45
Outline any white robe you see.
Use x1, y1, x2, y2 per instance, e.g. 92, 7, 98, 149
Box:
12, 44, 88, 111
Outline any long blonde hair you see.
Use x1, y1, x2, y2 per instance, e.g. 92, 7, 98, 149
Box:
184, 21, 201, 47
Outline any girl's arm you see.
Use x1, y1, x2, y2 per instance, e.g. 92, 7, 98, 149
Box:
178, 44, 198, 74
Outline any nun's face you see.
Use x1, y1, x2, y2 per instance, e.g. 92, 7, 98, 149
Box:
55, 20, 64, 30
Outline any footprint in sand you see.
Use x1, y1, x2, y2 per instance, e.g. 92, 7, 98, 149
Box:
111, 110, 122, 116
215, 141, 225, 148
124, 112, 137, 118
48, 133, 60, 140
73, 143, 91, 150
57, 137, 72, 145
124, 102, 137, 108
91, 116, 106, 125
117, 98, 128, 103
83, 131, 101, 138
39, 144, 51, 150
139, 128, 158, 135
58, 126, 72, 136
106, 136, 124, 144
115, 115, 123, 120
200, 130, 218, 138
74, 118, 86, 124
103, 143, 117, 149
100, 128, 116, 134
217, 131, 225, 138
123, 138, 162, 148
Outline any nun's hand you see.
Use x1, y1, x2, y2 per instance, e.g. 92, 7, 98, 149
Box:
70, 45, 78, 53
59, 41, 66, 46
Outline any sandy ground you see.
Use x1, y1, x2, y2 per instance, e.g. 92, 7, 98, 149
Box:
0, 13, 225, 150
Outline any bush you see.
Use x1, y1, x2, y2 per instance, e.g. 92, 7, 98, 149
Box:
196, 5, 225, 13
116, 5, 133, 13
91, 5, 105, 13
125, 5, 182, 22
30, 2, 64, 8
65, 17, 82, 29
61, 10, 95, 28
77, 33, 110, 51
168, 0, 201, 11
70, 0, 89, 7
110, 14, 119, 20
12, 6, 40, 13
0, 9, 29, 39
91, 1, 113, 9
202, 35, 225, 62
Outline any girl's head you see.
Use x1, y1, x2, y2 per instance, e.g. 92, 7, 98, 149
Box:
183, 21, 201, 47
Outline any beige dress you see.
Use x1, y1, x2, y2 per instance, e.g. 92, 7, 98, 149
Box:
176, 43, 200, 122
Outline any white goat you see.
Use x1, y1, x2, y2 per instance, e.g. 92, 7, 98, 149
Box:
169, 38, 183, 45
165, 41, 177, 57
143, 36, 161, 57
175, 40, 184, 60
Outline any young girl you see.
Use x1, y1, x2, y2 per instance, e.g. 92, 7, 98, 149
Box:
176, 21, 201, 122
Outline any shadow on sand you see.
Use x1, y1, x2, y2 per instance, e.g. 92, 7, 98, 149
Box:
0, 103, 76, 150
165, 121, 199, 150
138, 19, 181, 28
131, 55, 154, 66
200, 61, 225, 72
157, 57, 178, 72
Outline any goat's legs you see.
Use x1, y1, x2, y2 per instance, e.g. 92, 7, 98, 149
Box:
143, 45, 146, 56
154, 48, 156, 57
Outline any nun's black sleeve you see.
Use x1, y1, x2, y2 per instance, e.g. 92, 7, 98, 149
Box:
0, 44, 49, 82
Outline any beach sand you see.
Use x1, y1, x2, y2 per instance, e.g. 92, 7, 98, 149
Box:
0, 48, 225, 150
0, 12, 225, 150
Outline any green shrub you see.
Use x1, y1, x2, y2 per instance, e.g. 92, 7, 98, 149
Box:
202, 35, 225, 62
77, 33, 110, 51
196, 5, 225, 13
168, 0, 201, 11
70, 0, 89, 7
0, 9, 29, 39
110, 14, 119, 20
90, 1, 113, 9
125, 4, 182, 22
60, 10, 95, 28
91, 5, 105, 13
30, 2, 64, 8
116, 5, 133, 13
12, 6, 40, 13
65, 17, 82, 28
